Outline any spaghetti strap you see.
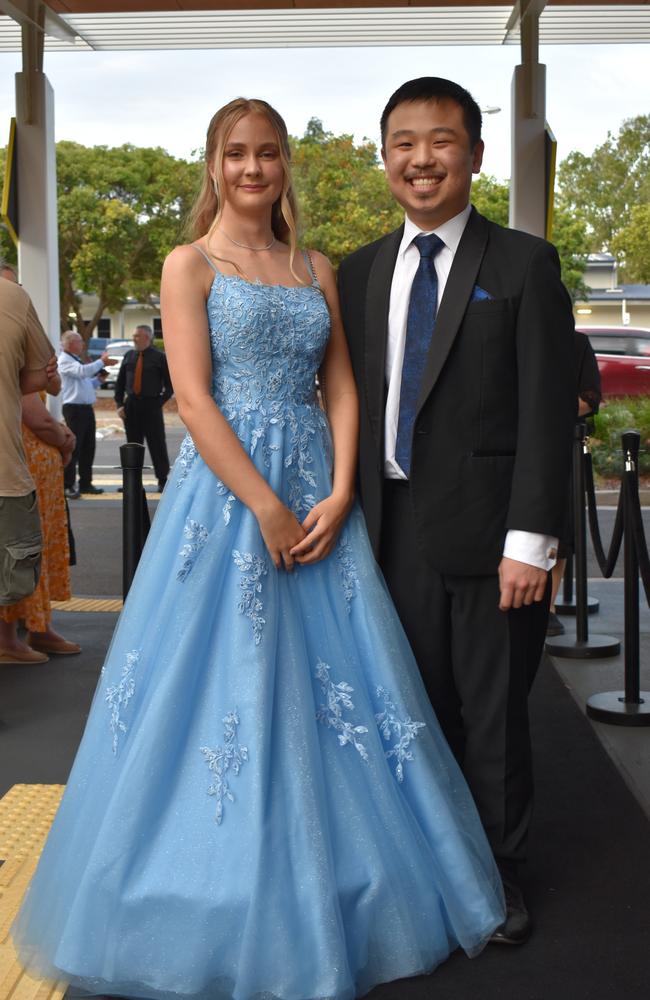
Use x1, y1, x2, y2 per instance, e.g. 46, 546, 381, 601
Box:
191, 242, 219, 273
302, 249, 321, 289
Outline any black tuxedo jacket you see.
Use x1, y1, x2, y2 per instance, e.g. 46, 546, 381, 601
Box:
338, 208, 576, 576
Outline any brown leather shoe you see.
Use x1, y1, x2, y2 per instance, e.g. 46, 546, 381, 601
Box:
0, 646, 49, 664
27, 634, 82, 656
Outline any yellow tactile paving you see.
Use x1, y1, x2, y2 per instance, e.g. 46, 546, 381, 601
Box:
51, 597, 123, 613
93, 478, 157, 486
78, 491, 161, 501
0, 786, 67, 1000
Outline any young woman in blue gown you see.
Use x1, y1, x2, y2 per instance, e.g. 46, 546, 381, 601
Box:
13, 98, 504, 1000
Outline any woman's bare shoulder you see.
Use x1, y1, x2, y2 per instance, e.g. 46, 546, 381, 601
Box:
164, 243, 201, 273
163, 243, 214, 291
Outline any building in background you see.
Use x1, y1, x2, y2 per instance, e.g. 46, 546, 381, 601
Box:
575, 254, 650, 329
72, 293, 162, 342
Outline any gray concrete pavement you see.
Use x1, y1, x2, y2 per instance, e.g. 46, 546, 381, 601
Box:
548, 579, 650, 822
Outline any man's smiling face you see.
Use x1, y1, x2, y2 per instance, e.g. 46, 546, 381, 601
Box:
382, 97, 484, 230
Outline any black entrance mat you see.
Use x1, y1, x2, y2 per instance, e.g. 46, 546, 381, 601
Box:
368, 656, 650, 1000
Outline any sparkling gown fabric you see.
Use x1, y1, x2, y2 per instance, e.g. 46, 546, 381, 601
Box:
13, 261, 504, 1000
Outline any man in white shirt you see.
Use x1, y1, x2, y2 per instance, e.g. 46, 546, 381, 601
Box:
338, 77, 575, 944
59, 331, 116, 498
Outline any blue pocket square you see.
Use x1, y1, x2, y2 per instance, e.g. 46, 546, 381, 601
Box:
470, 285, 493, 302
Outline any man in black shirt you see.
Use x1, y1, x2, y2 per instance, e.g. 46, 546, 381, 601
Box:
114, 325, 173, 493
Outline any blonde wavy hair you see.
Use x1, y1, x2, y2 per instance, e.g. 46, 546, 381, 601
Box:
185, 97, 304, 283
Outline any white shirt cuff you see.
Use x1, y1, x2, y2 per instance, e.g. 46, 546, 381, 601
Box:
503, 530, 558, 571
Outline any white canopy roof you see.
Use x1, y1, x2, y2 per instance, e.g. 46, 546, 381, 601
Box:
1, 3, 650, 52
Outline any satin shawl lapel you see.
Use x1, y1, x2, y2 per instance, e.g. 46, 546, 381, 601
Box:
364, 225, 403, 449
415, 208, 489, 417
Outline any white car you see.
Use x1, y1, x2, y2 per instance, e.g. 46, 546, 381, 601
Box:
101, 341, 134, 389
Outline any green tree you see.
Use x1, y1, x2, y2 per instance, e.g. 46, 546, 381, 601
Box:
470, 174, 509, 227
552, 199, 590, 301
56, 142, 199, 337
1, 142, 199, 333
291, 119, 402, 266
611, 203, 650, 283
558, 115, 650, 272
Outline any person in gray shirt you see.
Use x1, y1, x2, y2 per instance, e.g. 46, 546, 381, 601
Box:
0, 259, 57, 663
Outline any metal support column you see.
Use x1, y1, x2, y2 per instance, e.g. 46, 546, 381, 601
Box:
508, 0, 547, 237
14, 10, 61, 412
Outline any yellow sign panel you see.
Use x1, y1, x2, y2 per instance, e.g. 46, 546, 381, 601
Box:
1, 118, 18, 247
545, 121, 557, 243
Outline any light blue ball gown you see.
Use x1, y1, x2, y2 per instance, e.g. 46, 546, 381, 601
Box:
13, 250, 504, 1000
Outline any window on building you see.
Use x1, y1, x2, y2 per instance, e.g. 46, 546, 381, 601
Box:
97, 317, 111, 337
153, 318, 163, 338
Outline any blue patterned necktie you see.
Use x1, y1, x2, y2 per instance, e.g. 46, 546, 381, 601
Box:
395, 232, 445, 477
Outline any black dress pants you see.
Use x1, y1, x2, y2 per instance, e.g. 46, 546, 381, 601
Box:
379, 479, 549, 865
62, 404, 96, 491
123, 396, 170, 487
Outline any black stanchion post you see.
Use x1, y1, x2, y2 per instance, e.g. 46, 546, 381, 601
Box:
587, 431, 650, 725
562, 554, 573, 605
624, 433, 640, 704
546, 421, 619, 659
555, 422, 599, 616
121, 442, 147, 600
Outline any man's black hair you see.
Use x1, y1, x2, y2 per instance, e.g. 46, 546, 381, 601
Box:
380, 77, 482, 149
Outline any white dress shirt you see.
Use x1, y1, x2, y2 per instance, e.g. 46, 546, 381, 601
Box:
385, 206, 557, 571
58, 352, 104, 406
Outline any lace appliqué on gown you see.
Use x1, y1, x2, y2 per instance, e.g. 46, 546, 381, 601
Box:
177, 519, 209, 582
200, 710, 249, 825
216, 483, 237, 525
336, 533, 359, 613
105, 650, 140, 754
315, 659, 369, 760
176, 435, 198, 489
209, 277, 331, 519
232, 549, 268, 645
375, 687, 426, 782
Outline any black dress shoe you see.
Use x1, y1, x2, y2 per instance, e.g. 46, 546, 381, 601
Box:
80, 485, 104, 495
546, 611, 565, 636
64, 487, 81, 500
490, 877, 531, 945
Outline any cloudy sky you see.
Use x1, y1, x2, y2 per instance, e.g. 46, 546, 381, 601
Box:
0, 41, 647, 179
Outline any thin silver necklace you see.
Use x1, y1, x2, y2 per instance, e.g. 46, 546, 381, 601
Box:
219, 228, 275, 252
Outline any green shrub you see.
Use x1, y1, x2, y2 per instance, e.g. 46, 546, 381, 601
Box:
153, 338, 165, 352
590, 397, 650, 478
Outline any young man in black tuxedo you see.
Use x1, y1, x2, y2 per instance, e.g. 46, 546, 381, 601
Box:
337, 78, 576, 944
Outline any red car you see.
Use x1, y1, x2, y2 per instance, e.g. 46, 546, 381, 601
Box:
577, 327, 650, 397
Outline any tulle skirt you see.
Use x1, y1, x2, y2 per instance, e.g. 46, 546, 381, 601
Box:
13, 423, 504, 1000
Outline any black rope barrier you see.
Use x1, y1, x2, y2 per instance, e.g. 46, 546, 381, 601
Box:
586, 431, 650, 725
546, 421, 620, 659
556, 553, 599, 615
584, 445, 625, 580
120, 442, 150, 600
556, 421, 600, 615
